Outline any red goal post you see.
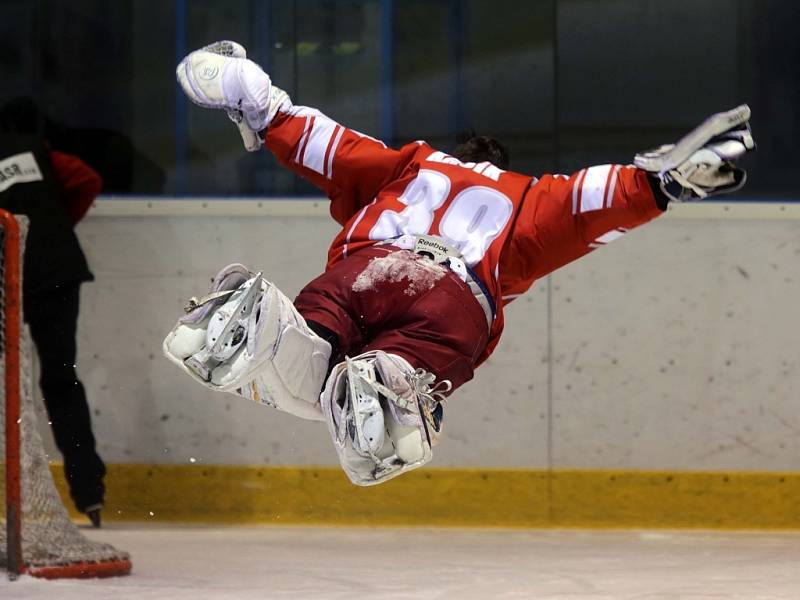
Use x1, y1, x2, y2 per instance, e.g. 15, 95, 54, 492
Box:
2, 209, 22, 577
0, 209, 131, 579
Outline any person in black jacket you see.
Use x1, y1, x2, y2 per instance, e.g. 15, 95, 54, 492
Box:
0, 103, 106, 527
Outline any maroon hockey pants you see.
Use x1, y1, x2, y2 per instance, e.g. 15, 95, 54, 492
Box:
294, 245, 489, 392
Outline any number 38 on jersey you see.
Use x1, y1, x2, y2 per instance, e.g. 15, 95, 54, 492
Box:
369, 165, 514, 266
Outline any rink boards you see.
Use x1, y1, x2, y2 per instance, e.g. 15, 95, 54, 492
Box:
37, 199, 800, 529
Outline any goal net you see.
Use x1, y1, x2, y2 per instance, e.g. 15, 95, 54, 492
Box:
0, 210, 131, 579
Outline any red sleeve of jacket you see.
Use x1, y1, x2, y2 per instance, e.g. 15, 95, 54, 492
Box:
48, 150, 103, 225
498, 165, 663, 304
265, 105, 419, 226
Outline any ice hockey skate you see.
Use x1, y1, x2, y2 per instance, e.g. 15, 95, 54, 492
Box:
321, 350, 449, 486
163, 264, 332, 421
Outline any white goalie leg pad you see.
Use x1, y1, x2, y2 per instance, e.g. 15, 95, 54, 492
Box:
163, 265, 331, 421
634, 104, 755, 202
321, 351, 450, 486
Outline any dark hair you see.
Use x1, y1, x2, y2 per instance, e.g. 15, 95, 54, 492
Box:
451, 129, 509, 170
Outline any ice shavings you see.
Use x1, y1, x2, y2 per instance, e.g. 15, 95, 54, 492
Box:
352, 252, 447, 296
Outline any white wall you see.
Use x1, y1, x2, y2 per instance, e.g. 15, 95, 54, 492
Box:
37, 201, 800, 472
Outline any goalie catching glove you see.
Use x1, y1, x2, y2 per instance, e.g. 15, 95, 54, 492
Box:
321, 350, 450, 486
162, 264, 331, 421
635, 104, 755, 202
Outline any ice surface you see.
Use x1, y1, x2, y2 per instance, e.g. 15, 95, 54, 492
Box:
3, 525, 800, 599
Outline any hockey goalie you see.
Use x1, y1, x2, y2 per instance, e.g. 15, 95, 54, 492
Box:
164, 41, 754, 486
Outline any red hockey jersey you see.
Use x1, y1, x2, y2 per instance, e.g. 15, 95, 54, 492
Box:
266, 105, 662, 362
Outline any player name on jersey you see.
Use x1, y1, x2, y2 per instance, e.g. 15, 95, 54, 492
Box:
424, 151, 505, 182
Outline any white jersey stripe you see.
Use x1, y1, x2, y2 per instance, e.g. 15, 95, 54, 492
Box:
297, 116, 316, 167
594, 229, 626, 245
580, 165, 613, 213
302, 117, 338, 175
572, 169, 587, 215
605, 165, 621, 207
342, 199, 376, 259
325, 125, 345, 179
294, 116, 312, 163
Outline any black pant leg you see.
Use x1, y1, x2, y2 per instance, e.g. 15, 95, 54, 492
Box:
26, 284, 106, 512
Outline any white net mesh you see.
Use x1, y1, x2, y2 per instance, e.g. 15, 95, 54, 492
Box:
1, 214, 130, 578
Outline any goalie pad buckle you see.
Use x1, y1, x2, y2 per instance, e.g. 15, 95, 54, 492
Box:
321, 351, 450, 486
634, 104, 755, 202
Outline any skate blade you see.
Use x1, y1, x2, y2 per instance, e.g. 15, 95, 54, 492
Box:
185, 348, 217, 382
634, 104, 751, 173
208, 273, 263, 358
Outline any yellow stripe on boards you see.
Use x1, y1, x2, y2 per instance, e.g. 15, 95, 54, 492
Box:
49, 465, 800, 529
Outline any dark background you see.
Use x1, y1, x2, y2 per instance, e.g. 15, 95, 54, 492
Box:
2, 0, 797, 198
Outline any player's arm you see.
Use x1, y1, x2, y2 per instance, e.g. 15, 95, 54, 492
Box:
176, 42, 418, 225
504, 165, 664, 285
264, 103, 418, 225
501, 105, 754, 292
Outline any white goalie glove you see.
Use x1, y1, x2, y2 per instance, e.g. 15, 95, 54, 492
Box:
176, 40, 292, 152
321, 351, 451, 486
635, 104, 755, 202
162, 264, 331, 421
